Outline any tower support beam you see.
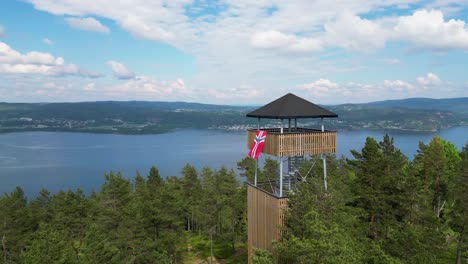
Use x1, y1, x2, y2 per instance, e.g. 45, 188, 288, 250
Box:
279, 119, 283, 197
321, 117, 328, 192
280, 157, 283, 197
323, 155, 328, 192
254, 118, 260, 186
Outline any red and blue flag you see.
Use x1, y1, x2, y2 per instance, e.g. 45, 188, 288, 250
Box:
248, 130, 267, 160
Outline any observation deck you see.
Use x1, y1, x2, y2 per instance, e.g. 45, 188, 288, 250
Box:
247, 127, 337, 157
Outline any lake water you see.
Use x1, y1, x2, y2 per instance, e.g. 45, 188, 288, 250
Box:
0, 127, 467, 197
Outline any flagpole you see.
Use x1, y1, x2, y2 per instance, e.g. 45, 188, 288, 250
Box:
280, 119, 283, 197
255, 159, 258, 186
254, 118, 260, 186
321, 117, 328, 192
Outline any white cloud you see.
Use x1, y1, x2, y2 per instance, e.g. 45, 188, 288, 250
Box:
324, 13, 387, 51
0, 42, 102, 77
19, 1, 468, 103
42, 81, 68, 92
394, 9, 468, 50
208, 84, 263, 100
251, 30, 323, 53
24, 2, 468, 55
83, 82, 96, 91
381, 58, 401, 65
416, 72, 441, 86
424, 0, 468, 16
118, 14, 174, 41
298, 74, 449, 103
65, 17, 110, 33
107, 61, 135, 79
78, 76, 194, 101
42, 38, 54, 45
383, 79, 414, 91
101, 77, 193, 100
0, 42, 59, 65
1, 74, 195, 102
301, 79, 352, 97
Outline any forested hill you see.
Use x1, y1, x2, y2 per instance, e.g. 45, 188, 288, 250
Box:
0, 97, 467, 133
327, 97, 468, 131
366, 97, 468, 113
1, 136, 467, 263
0, 101, 251, 134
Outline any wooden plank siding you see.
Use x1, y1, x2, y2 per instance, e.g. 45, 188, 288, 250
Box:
247, 184, 288, 263
247, 128, 337, 157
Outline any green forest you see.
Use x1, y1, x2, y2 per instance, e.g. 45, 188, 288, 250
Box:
1, 135, 467, 263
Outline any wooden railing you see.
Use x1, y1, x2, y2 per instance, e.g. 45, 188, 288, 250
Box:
247, 128, 337, 157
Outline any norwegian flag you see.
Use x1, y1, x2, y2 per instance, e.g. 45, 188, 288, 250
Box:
248, 130, 267, 160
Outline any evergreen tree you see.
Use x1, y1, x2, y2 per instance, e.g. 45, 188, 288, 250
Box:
181, 164, 201, 231
29, 188, 52, 226
263, 158, 279, 181
22, 224, 77, 264
350, 137, 384, 236
0, 187, 31, 263
279, 157, 366, 263
451, 143, 468, 263
414, 136, 451, 218
147, 166, 163, 190
237, 156, 258, 183
81, 172, 134, 263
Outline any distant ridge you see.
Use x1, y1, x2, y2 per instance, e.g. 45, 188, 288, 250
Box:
3, 97, 467, 112
364, 97, 468, 113
0, 97, 467, 133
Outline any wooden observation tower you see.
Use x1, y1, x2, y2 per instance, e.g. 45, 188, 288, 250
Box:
246, 93, 338, 261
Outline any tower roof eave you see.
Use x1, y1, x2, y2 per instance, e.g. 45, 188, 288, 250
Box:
246, 93, 338, 119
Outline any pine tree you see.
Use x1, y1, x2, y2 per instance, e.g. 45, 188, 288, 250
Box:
22, 223, 77, 264
237, 156, 258, 183
0, 187, 31, 263
181, 164, 201, 232
81, 172, 133, 263
451, 143, 468, 264
350, 137, 384, 236
279, 158, 366, 263
412, 136, 461, 223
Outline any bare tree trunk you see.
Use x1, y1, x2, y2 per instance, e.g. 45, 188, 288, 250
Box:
409, 203, 413, 224
369, 213, 377, 239
385, 225, 390, 240
455, 225, 465, 264
71, 238, 83, 262
435, 198, 446, 218
2, 233, 7, 264
191, 211, 194, 233
154, 222, 159, 241
437, 196, 440, 218
217, 213, 221, 236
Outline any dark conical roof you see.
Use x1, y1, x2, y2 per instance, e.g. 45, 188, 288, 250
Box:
246, 93, 338, 119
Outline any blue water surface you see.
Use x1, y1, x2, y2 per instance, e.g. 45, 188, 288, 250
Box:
0, 127, 466, 197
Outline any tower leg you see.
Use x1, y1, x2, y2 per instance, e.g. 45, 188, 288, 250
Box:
254, 159, 258, 186
279, 157, 283, 197
323, 155, 328, 192
255, 117, 260, 187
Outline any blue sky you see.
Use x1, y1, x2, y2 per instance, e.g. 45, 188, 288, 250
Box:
1, 0, 468, 104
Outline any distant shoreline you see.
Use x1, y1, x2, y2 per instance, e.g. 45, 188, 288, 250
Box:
1, 124, 467, 135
